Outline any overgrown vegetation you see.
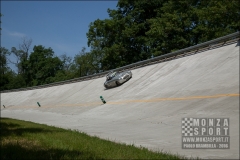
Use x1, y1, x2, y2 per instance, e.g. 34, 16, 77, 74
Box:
1, 0, 239, 90
0, 118, 187, 159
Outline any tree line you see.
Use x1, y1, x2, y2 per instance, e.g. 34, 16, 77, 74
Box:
0, 41, 93, 90
1, 0, 239, 91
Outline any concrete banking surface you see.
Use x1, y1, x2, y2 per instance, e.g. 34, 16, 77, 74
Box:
1, 42, 239, 159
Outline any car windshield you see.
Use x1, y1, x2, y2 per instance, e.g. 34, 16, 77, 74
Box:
106, 72, 117, 80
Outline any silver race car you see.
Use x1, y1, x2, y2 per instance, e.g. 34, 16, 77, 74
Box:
104, 70, 132, 89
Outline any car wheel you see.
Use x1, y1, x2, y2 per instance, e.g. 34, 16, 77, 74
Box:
116, 81, 121, 86
104, 84, 109, 89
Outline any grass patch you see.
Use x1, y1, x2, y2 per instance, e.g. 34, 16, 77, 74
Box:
1, 118, 187, 159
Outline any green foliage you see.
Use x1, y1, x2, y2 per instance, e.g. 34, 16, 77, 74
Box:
146, 0, 197, 56
0, 47, 12, 90
1, 118, 186, 159
0, 47, 9, 75
4, 72, 26, 89
27, 45, 63, 86
1, 45, 67, 90
87, 0, 239, 62
72, 47, 101, 77
146, 0, 239, 56
192, 0, 240, 42
87, 0, 165, 70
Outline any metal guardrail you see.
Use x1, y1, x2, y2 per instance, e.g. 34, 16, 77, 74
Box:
1, 31, 239, 93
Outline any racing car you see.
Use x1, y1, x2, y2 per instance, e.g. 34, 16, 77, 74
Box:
104, 70, 132, 89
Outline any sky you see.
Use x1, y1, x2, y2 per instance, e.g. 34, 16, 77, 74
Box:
1, 1, 118, 70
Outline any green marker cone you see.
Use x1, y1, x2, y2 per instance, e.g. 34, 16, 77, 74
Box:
100, 96, 106, 104
37, 102, 41, 107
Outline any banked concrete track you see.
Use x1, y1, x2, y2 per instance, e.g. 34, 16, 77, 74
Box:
1, 42, 239, 159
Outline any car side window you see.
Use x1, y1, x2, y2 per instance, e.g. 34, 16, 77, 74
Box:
111, 72, 115, 78
106, 72, 112, 80
106, 71, 116, 81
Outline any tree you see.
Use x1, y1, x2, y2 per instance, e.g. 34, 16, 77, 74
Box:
146, 0, 240, 56
60, 53, 73, 71
9, 37, 32, 74
87, 0, 166, 69
0, 47, 10, 74
192, 0, 240, 43
146, 0, 197, 56
87, 0, 239, 66
27, 45, 63, 86
72, 47, 100, 77
113, 0, 165, 61
48, 53, 75, 82
19, 37, 32, 59
0, 47, 12, 90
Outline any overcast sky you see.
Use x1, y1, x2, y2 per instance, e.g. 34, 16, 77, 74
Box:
1, 1, 118, 60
